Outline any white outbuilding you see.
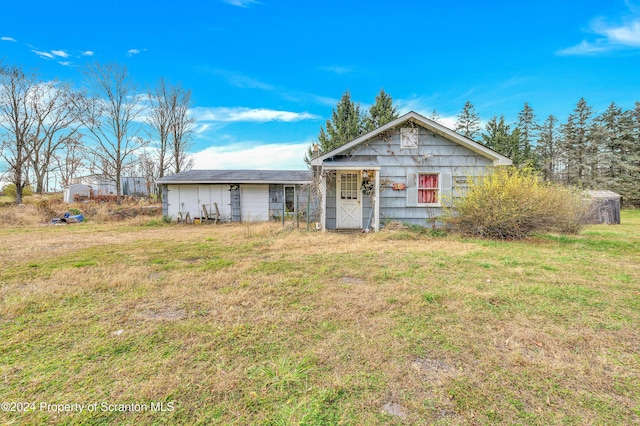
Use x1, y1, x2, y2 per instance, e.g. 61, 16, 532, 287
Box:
156, 170, 315, 223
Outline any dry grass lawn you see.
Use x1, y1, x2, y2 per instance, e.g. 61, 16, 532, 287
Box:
0, 210, 639, 425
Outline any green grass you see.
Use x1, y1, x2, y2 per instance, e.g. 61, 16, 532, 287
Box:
0, 211, 639, 424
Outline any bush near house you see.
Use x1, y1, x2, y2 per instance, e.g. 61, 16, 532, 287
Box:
1, 183, 34, 200
445, 166, 589, 239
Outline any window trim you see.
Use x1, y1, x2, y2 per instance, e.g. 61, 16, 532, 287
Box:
417, 172, 441, 207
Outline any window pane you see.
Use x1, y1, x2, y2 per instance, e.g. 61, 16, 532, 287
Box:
341, 173, 358, 200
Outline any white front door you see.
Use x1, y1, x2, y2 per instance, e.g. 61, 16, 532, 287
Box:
336, 171, 362, 229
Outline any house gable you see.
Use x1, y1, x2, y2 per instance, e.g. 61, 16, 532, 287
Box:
312, 111, 512, 166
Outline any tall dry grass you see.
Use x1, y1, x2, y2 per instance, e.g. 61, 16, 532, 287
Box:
0, 196, 162, 226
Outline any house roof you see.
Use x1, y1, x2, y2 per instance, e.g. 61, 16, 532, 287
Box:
156, 169, 312, 185
311, 111, 513, 166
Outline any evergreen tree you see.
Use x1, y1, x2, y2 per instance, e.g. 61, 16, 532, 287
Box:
535, 115, 559, 181
481, 115, 520, 162
305, 90, 364, 164
454, 101, 481, 140
428, 109, 442, 124
592, 102, 625, 185
621, 101, 640, 205
364, 89, 398, 132
318, 90, 363, 152
560, 98, 594, 186
516, 102, 537, 164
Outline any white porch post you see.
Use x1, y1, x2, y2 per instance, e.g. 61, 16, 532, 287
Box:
320, 170, 326, 232
374, 169, 380, 232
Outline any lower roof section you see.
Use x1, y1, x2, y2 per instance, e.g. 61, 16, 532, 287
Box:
156, 169, 312, 185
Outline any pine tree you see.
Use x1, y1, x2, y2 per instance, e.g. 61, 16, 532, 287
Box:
454, 101, 481, 140
620, 101, 640, 205
364, 89, 398, 132
428, 109, 441, 124
305, 90, 364, 164
560, 98, 594, 186
535, 115, 559, 181
516, 102, 537, 164
481, 115, 520, 162
592, 102, 624, 186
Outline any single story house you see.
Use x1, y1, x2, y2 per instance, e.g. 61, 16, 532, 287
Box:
156, 170, 315, 223
310, 111, 513, 231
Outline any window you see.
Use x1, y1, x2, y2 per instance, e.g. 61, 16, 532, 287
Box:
340, 173, 358, 200
418, 173, 439, 204
284, 186, 295, 212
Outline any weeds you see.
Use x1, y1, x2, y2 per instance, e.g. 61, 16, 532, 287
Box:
0, 211, 638, 424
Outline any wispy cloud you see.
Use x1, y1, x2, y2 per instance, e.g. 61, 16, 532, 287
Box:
192, 141, 309, 170
221, 0, 260, 8
58, 61, 73, 67
128, 48, 145, 56
207, 68, 337, 107
51, 50, 70, 58
1, 36, 16, 42
558, 10, 640, 55
82, 50, 95, 56
212, 69, 274, 90
32, 50, 55, 60
318, 65, 353, 75
190, 106, 319, 123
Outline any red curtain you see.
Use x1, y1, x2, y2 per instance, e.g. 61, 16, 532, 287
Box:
418, 174, 438, 204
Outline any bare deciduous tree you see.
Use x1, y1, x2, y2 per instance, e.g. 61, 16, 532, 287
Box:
77, 63, 145, 204
146, 79, 194, 200
147, 78, 171, 181
0, 63, 37, 204
132, 150, 158, 198
168, 83, 194, 174
53, 135, 86, 188
28, 81, 81, 193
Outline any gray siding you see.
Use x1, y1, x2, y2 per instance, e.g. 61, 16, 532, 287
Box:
323, 125, 492, 229
269, 184, 319, 222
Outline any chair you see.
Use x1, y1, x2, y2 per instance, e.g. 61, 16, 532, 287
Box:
202, 203, 220, 224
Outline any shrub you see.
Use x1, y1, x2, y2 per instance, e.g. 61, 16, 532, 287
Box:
2, 183, 33, 199
444, 166, 589, 239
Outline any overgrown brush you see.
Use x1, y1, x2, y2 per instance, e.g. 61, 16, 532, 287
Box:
444, 166, 590, 239
0, 204, 48, 226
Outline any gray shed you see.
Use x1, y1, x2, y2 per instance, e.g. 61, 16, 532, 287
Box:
156, 169, 316, 223
584, 190, 622, 224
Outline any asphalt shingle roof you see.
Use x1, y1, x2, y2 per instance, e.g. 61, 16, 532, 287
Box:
156, 169, 312, 184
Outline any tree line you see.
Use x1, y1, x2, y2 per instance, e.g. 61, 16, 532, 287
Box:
313, 91, 640, 206
0, 61, 194, 204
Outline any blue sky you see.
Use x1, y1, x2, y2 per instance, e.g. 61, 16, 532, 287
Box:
2, 0, 640, 171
